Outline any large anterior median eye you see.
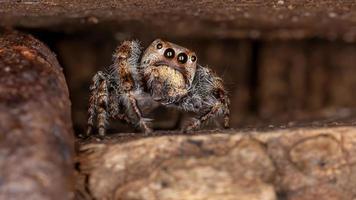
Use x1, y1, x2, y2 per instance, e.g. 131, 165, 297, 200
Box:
164, 48, 175, 59
177, 53, 188, 64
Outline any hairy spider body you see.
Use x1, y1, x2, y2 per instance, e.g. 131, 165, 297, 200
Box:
87, 39, 230, 136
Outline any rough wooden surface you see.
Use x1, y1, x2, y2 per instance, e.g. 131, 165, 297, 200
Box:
0, 31, 75, 200
1, 1, 356, 40
76, 127, 356, 200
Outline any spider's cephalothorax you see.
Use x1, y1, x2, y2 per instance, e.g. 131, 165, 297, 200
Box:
87, 39, 230, 136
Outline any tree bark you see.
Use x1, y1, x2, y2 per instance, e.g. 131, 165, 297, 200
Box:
76, 127, 356, 200
0, 30, 75, 200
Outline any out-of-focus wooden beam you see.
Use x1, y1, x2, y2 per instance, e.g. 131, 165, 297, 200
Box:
0, 1, 356, 40
0, 30, 75, 200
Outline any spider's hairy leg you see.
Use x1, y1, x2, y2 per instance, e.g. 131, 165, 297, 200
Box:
184, 99, 230, 131
97, 80, 109, 136
114, 40, 152, 134
107, 89, 130, 124
127, 92, 152, 134
182, 65, 231, 131
87, 72, 101, 136
110, 108, 132, 125
111, 92, 152, 134
86, 71, 110, 137
108, 92, 137, 127
184, 102, 223, 131
219, 91, 230, 129
223, 96, 230, 128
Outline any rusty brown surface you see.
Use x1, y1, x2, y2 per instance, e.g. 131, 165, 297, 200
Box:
75, 127, 356, 200
0, 1, 356, 40
0, 31, 75, 199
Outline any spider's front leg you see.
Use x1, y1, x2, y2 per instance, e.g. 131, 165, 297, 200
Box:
109, 91, 152, 134
87, 71, 110, 137
184, 103, 225, 131
184, 87, 230, 132
114, 40, 153, 134
127, 92, 153, 133
222, 94, 230, 128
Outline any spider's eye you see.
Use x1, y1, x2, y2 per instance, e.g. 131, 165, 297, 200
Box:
191, 55, 197, 62
177, 53, 188, 64
164, 48, 175, 59
156, 43, 163, 49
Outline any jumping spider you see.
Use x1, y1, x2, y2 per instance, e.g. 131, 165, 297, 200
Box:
87, 39, 230, 136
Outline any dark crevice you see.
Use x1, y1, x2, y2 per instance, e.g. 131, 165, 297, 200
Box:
248, 40, 261, 115
276, 191, 288, 200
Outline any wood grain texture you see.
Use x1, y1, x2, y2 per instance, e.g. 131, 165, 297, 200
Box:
76, 127, 356, 200
0, 1, 356, 40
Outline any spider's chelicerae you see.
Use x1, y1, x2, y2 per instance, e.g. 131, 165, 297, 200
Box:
87, 39, 230, 136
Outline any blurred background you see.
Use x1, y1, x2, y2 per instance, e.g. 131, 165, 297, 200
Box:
2, 0, 356, 134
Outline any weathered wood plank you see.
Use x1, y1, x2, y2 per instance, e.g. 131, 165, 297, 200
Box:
76, 127, 356, 200
0, 1, 356, 40
0, 30, 75, 200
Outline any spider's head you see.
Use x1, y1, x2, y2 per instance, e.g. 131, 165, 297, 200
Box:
141, 39, 197, 87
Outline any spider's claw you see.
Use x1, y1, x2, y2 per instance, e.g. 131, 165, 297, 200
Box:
183, 119, 201, 133
224, 119, 230, 129
139, 119, 153, 135
142, 117, 153, 122
144, 127, 153, 135
86, 126, 93, 136
98, 126, 106, 137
